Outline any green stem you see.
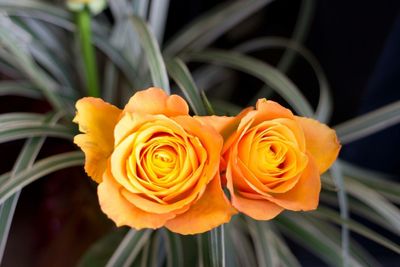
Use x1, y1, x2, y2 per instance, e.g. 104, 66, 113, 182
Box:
76, 7, 100, 97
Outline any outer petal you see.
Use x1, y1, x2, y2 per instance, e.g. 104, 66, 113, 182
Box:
196, 107, 253, 140
226, 159, 284, 220
124, 87, 189, 116
98, 169, 176, 229
296, 116, 341, 174
165, 173, 237, 235
73, 97, 121, 182
268, 154, 321, 211
231, 193, 284, 220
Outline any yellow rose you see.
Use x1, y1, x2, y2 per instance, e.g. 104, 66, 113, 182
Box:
203, 99, 340, 220
73, 88, 236, 234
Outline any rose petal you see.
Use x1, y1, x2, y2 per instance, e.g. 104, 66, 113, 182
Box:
124, 87, 189, 116
165, 173, 237, 234
231, 191, 284, 220
268, 154, 321, 211
73, 97, 121, 182
98, 169, 176, 229
296, 116, 341, 174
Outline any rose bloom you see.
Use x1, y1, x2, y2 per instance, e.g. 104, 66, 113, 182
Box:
73, 88, 236, 234
204, 99, 340, 220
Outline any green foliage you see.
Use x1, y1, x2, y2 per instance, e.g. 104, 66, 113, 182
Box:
0, 0, 399, 266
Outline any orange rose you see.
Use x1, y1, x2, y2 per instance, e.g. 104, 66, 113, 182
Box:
204, 99, 340, 220
73, 88, 236, 234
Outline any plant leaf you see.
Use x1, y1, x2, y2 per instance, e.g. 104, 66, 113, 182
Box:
334, 100, 400, 144
129, 15, 170, 93
166, 58, 207, 115
164, 0, 274, 55
0, 151, 84, 205
183, 49, 314, 116
106, 229, 152, 267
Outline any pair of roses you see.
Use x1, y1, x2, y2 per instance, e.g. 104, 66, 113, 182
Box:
73, 88, 340, 235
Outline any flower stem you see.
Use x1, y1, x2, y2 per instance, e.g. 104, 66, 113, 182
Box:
76, 7, 100, 97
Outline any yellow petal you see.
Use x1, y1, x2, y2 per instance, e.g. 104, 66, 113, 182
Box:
98, 169, 176, 229
165, 173, 237, 234
268, 154, 321, 211
124, 87, 189, 116
296, 116, 341, 173
73, 97, 121, 182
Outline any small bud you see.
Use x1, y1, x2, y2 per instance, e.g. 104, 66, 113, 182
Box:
66, 0, 107, 15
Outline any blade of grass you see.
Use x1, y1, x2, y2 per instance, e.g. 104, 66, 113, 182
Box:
106, 229, 152, 267
164, 0, 274, 55
330, 162, 350, 267
314, 207, 400, 255
183, 49, 314, 116
340, 161, 400, 203
246, 219, 279, 267
0, 113, 45, 125
334, 100, 400, 144
346, 178, 400, 233
277, 0, 315, 72
78, 228, 129, 267
0, 151, 84, 205
129, 15, 170, 93
235, 37, 331, 122
250, 0, 316, 107
304, 214, 379, 267
208, 226, 226, 267
0, 123, 74, 143
162, 229, 184, 267
227, 216, 257, 267
277, 214, 364, 267
271, 230, 301, 267
166, 58, 207, 115
0, 112, 62, 264
0, 15, 66, 111
148, 0, 170, 45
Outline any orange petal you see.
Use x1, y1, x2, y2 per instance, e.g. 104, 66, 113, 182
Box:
73, 97, 121, 182
124, 87, 189, 116
165, 173, 237, 234
225, 158, 283, 220
268, 154, 321, 211
231, 192, 284, 220
296, 116, 341, 174
253, 99, 295, 123
98, 169, 176, 229
196, 107, 253, 140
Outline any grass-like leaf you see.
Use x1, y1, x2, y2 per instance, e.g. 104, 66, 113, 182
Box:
0, 151, 84, 205
164, 0, 274, 55
329, 162, 350, 267
78, 228, 128, 267
129, 15, 170, 93
314, 207, 400, 255
0, 122, 74, 143
236, 37, 332, 122
277, 214, 366, 267
183, 49, 314, 116
0, 16, 66, 111
334, 100, 400, 144
163, 229, 184, 267
167, 58, 207, 115
246, 219, 279, 267
106, 229, 152, 267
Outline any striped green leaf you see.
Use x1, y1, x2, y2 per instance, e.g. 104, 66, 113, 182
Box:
129, 15, 170, 93
183, 49, 314, 116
